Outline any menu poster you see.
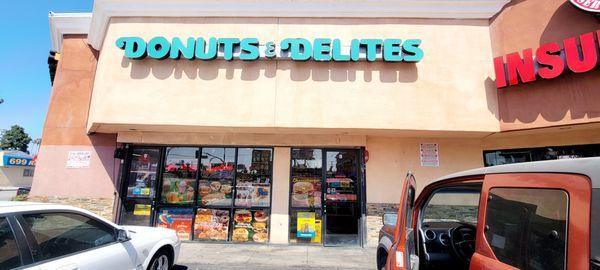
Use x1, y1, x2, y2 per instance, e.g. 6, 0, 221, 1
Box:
156, 208, 193, 240
420, 143, 440, 167
198, 180, 233, 206
232, 209, 269, 243
162, 178, 195, 204
291, 177, 322, 207
194, 209, 230, 241
297, 212, 316, 238
234, 183, 270, 207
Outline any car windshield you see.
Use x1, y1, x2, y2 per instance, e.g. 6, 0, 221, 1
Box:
422, 186, 480, 224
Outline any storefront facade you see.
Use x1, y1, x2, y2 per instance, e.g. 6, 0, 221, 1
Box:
32, 0, 600, 246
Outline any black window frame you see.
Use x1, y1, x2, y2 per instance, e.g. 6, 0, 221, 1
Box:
118, 144, 275, 243
0, 214, 31, 269
117, 145, 163, 228
287, 147, 365, 246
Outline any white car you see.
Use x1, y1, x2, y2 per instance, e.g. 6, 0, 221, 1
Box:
0, 202, 181, 270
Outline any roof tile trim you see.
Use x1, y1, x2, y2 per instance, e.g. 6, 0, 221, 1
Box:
86, 0, 511, 50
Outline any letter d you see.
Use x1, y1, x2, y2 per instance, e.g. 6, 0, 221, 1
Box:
116, 37, 147, 59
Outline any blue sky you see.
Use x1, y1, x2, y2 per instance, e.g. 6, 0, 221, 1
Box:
0, 1, 93, 148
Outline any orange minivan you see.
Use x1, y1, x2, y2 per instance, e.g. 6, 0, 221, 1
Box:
386, 157, 600, 270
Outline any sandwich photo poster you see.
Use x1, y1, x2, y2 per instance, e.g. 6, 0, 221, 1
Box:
291, 177, 322, 208
232, 209, 270, 243
156, 208, 193, 240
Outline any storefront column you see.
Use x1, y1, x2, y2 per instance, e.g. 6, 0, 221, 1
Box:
269, 147, 291, 244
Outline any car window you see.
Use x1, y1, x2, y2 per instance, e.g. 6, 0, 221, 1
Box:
21, 212, 116, 262
0, 217, 22, 269
422, 187, 480, 224
485, 188, 568, 270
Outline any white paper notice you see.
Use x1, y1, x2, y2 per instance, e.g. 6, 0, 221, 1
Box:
420, 143, 439, 167
66, 151, 91, 168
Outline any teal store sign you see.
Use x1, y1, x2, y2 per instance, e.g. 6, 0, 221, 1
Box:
116, 37, 423, 62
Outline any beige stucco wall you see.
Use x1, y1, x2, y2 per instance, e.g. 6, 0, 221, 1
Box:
270, 147, 291, 244
88, 17, 499, 135
365, 136, 484, 202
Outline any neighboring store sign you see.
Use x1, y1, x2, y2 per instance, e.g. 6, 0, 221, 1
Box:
66, 151, 91, 168
570, 0, 600, 13
116, 37, 424, 62
420, 143, 439, 167
494, 30, 600, 88
2, 155, 34, 167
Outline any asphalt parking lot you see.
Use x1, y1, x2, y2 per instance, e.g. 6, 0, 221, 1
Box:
175, 243, 376, 270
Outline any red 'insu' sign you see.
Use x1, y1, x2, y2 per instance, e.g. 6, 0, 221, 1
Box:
494, 30, 600, 88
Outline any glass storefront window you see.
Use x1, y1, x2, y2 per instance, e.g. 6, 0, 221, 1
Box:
121, 145, 274, 243
194, 208, 230, 241
199, 148, 235, 206
289, 149, 323, 244
484, 144, 600, 166
161, 147, 198, 204
235, 148, 272, 207
155, 208, 193, 240
291, 149, 322, 208
232, 209, 269, 243
119, 201, 152, 226
126, 148, 160, 198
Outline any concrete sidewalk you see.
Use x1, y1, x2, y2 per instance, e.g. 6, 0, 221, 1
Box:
176, 243, 376, 270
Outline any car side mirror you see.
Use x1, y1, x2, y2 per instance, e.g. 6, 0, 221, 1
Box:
383, 212, 398, 227
117, 228, 131, 242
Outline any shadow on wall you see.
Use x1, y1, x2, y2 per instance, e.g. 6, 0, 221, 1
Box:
494, 0, 600, 128
497, 72, 600, 125
120, 57, 419, 83
540, 1, 600, 44
89, 133, 121, 193
484, 77, 500, 121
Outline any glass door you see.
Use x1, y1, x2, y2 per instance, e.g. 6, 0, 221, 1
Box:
289, 149, 324, 244
119, 147, 161, 226
323, 149, 360, 246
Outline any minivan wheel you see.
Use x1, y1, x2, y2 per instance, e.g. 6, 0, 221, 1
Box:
148, 250, 170, 270
377, 249, 388, 270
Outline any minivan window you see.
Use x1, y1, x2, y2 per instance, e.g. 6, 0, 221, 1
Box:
485, 188, 568, 270
422, 187, 480, 224
21, 212, 116, 262
0, 217, 22, 269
